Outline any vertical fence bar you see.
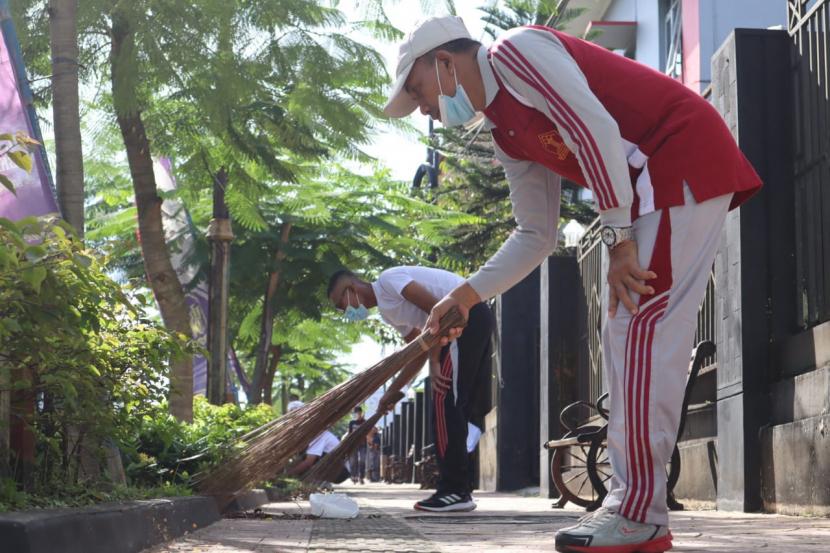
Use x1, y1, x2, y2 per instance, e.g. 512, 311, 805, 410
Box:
790, 0, 830, 329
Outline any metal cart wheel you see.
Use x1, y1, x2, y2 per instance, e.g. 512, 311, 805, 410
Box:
550, 425, 604, 508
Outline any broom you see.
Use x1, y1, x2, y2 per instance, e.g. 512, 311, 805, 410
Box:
301, 349, 430, 484
300, 389, 405, 486
195, 307, 465, 507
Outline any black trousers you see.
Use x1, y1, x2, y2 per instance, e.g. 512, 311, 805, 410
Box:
433, 302, 495, 495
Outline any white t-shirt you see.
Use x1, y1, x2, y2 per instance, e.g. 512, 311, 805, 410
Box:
467, 423, 482, 453
371, 266, 464, 337
306, 430, 340, 457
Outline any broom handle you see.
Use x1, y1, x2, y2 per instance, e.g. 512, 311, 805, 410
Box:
378, 306, 466, 405
378, 352, 427, 406
302, 309, 466, 484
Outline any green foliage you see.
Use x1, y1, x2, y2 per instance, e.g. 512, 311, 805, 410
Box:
427, 1, 596, 273
0, 216, 193, 498
224, 164, 476, 398
12, 0, 423, 402
116, 396, 355, 493
119, 397, 275, 488
12, 0, 482, 413
479, 0, 578, 36
83, 124, 473, 403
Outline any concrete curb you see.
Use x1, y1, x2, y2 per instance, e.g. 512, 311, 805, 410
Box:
0, 495, 220, 553
223, 489, 270, 512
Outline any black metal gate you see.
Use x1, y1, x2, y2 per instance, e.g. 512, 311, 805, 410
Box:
576, 217, 717, 407
790, 0, 830, 329
576, 219, 604, 406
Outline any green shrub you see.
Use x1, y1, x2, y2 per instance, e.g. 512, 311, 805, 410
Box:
120, 396, 276, 488
0, 216, 194, 504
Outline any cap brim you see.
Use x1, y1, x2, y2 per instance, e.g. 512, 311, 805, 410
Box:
383, 61, 419, 118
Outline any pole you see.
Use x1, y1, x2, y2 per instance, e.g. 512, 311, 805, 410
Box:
206, 168, 233, 404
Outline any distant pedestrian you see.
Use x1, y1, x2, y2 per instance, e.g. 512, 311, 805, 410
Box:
286, 393, 304, 414
348, 407, 367, 484
367, 426, 382, 482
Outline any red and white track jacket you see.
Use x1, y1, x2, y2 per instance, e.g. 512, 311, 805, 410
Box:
466, 26, 762, 300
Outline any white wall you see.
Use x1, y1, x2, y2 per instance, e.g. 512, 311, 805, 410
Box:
602, 0, 664, 71
603, 0, 786, 78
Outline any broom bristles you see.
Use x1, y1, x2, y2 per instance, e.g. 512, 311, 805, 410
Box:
302, 348, 430, 485
302, 391, 404, 484
196, 307, 466, 506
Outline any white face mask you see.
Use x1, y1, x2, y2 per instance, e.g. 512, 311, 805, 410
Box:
435, 59, 477, 128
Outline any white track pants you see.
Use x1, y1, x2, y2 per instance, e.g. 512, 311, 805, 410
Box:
601, 186, 732, 526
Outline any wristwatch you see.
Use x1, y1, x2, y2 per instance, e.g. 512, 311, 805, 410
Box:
600, 225, 635, 249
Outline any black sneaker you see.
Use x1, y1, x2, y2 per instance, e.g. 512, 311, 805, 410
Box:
414, 491, 476, 512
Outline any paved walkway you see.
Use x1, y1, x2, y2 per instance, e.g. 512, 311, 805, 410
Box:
147, 483, 830, 552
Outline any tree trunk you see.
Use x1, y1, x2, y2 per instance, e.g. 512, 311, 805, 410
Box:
48, 0, 84, 237
9, 367, 35, 490
280, 376, 289, 415
250, 222, 292, 404
262, 345, 281, 406
110, 16, 193, 422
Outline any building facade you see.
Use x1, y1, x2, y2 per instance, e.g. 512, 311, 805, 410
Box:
556, 0, 785, 91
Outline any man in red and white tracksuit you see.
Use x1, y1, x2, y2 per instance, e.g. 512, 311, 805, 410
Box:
383, 16, 762, 553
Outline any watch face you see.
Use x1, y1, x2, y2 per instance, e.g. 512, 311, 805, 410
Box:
601, 226, 616, 246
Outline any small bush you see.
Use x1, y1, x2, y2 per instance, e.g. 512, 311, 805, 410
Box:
0, 217, 195, 507
120, 396, 276, 488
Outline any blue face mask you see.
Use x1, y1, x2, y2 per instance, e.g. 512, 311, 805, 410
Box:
436, 59, 477, 128
344, 289, 369, 323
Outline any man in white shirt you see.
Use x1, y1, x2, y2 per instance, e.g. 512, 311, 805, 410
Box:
286, 402, 350, 483
286, 393, 304, 413
328, 266, 494, 512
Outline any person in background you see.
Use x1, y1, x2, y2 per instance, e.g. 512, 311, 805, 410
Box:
285, 429, 349, 484
348, 407, 367, 484
285, 401, 350, 483
367, 426, 382, 482
286, 393, 304, 413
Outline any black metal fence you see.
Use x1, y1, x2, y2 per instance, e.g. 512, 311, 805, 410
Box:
575, 221, 718, 405
576, 219, 605, 406
789, 0, 830, 329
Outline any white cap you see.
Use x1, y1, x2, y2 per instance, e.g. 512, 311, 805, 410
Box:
383, 16, 472, 118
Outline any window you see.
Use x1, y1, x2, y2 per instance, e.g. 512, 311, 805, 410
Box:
662, 0, 683, 78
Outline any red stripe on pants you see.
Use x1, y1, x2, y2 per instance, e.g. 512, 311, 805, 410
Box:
622, 209, 673, 521
622, 297, 668, 521
434, 353, 453, 457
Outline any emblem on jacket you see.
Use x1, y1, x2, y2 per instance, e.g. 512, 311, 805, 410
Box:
539, 129, 572, 161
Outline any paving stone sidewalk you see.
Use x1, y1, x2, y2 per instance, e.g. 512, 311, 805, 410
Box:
147, 483, 830, 552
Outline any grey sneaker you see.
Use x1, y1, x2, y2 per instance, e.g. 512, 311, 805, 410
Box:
555, 507, 672, 553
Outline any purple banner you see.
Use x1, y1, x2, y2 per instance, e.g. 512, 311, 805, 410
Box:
0, 4, 58, 220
